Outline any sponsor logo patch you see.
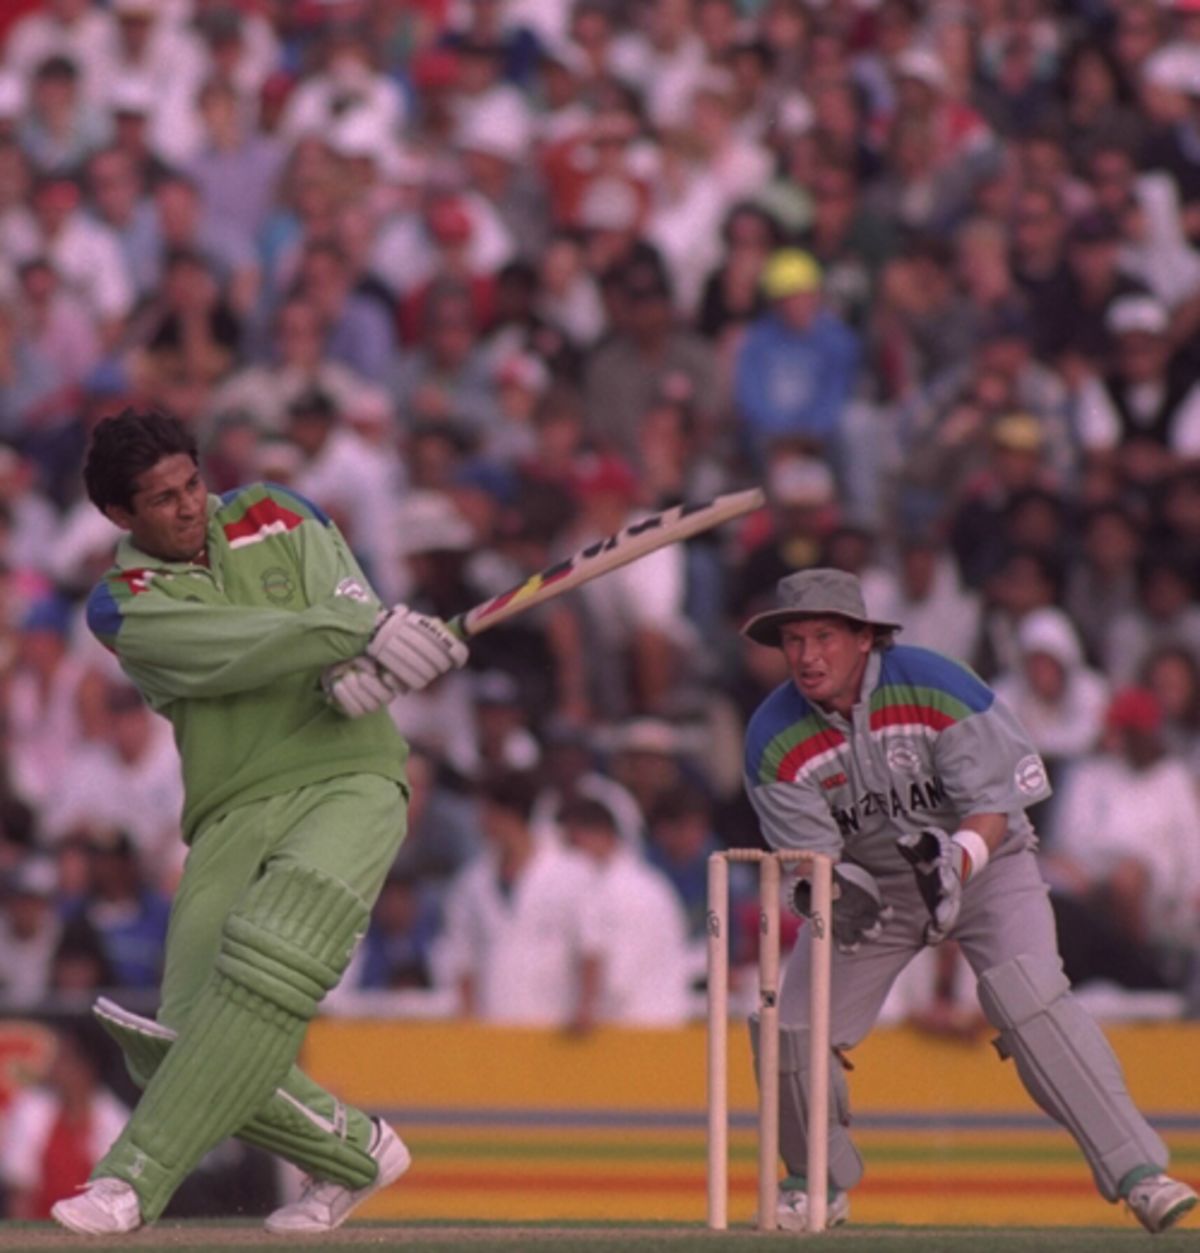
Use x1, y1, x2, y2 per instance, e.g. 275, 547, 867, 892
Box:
1015, 754, 1047, 795
335, 577, 369, 603
261, 566, 295, 603
886, 742, 921, 773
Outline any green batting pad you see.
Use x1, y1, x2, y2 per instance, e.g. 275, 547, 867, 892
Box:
95, 864, 369, 1219
94, 999, 377, 1189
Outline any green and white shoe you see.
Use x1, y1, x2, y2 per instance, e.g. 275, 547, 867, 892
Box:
777, 1175, 850, 1231
264, 1118, 411, 1234
1124, 1171, 1197, 1234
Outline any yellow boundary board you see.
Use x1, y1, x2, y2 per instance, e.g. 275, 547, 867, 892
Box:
301, 1019, 1200, 1227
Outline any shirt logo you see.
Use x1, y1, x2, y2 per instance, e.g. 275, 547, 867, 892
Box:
261, 566, 295, 604
820, 772, 848, 791
335, 578, 369, 603
886, 743, 921, 773
1015, 754, 1047, 796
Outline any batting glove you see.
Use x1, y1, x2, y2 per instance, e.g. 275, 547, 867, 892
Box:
322, 657, 400, 718
897, 826, 983, 944
367, 606, 469, 693
789, 861, 893, 954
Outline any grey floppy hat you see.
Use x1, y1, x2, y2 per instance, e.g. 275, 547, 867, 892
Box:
741, 568, 903, 646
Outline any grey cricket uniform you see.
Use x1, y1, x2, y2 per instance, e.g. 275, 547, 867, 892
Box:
743, 643, 1169, 1200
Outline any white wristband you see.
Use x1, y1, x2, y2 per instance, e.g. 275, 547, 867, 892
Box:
951, 829, 990, 881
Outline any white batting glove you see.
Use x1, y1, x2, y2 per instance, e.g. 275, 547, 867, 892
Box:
367, 606, 468, 693
322, 657, 400, 718
897, 826, 982, 944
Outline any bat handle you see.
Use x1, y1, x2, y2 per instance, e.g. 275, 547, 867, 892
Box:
446, 613, 469, 641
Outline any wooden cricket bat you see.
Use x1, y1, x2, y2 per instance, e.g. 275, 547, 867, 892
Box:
450, 486, 765, 639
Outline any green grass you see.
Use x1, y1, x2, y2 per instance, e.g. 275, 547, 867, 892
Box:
3, 1221, 1197, 1253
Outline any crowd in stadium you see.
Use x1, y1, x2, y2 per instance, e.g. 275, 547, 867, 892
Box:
0, 0, 1199, 1032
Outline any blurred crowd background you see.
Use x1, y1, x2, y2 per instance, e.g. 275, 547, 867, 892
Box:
1, 1, 1200, 1191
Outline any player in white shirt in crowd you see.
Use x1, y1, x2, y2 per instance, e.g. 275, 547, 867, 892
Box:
561, 797, 692, 1028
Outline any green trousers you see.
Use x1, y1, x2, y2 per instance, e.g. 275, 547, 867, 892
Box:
96, 773, 406, 1217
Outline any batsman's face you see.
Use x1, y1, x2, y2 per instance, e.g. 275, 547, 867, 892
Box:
779, 616, 873, 715
108, 453, 208, 562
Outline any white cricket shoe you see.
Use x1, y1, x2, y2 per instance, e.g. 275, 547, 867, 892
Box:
51, 1177, 142, 1235
777, 1184, 850, 1231
1125, 1172, 1197, 1234
264, 1118, 411, 1234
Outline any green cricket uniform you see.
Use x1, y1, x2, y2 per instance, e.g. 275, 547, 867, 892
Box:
85, 483, 411, 1217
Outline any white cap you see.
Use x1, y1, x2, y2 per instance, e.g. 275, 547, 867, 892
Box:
397, 490, 475, 554
109, 75, 155, 116
768, 455, 836, 507
894, 46, 948, 92
540, 37, 588, 76
494, 351, 550, 394
0, 72, 26, 119
1142, 43, 1200, 96
578, 176, 640, 231
774, 91, 815, 137
456, 95, 532, 163
1107, 294, 1169, 336
328, 110, 395, 160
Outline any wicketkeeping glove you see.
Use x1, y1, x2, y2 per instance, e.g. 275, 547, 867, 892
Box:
789, 861, 893, 954
321, 657, 400, 718
367, 606, 469, 692
897, 826, 978, 944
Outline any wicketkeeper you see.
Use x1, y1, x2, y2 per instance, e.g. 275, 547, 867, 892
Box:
52, 410, 468, 1235
741, 567, 1197, 1234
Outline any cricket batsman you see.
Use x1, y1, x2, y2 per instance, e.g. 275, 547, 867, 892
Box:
52, 409, 468, 1234
741, 567, 1198, 1234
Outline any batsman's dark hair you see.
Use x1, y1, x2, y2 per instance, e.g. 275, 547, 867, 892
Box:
83, 408, 198, 514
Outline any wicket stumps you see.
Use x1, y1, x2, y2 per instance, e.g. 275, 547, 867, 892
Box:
706, 849, 834, 1233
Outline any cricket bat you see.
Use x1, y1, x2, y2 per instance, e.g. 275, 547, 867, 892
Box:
450, 486, 765, 639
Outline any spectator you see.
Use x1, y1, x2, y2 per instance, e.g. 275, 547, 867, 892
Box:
354, 871, 442, 993
17, 54, 106, 175
564, 453, 697, 717
5, 171, 133, 348
1074, 294, 1200, 486
39, 680, 184, 888
1063, 502, 1145, 665
186, 76, 287, 246
1085, 135, 1200, 313
1140, 643, 1200, 772
211, 295, 372, 434
1045, 687, 1200, 993
733, 248, 861, 472
64, 829, 170, 991
560, 797, 691, 1027
0, 1023, 127, 1219
993, 606, 1110, 824
5, 596, 87, 814
1103, 554, 1200, 685
0, 857, 62, 1008
435, 770, 595, 1026
646, 782, 750, 945
861, 531, 982, 662
583, 252, 718, 465
530, 717, 645, 849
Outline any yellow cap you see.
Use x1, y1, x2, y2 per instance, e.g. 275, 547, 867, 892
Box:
761, 248, 822, 300
991, 412, 1044, 452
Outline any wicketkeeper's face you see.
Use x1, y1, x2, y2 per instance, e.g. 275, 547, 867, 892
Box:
109, 453, 208, 562
779, 616, 873, 715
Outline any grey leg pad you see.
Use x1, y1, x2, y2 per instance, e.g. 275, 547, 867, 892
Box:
749, 1014, 864, 1191
976, 954, 1167, 1201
